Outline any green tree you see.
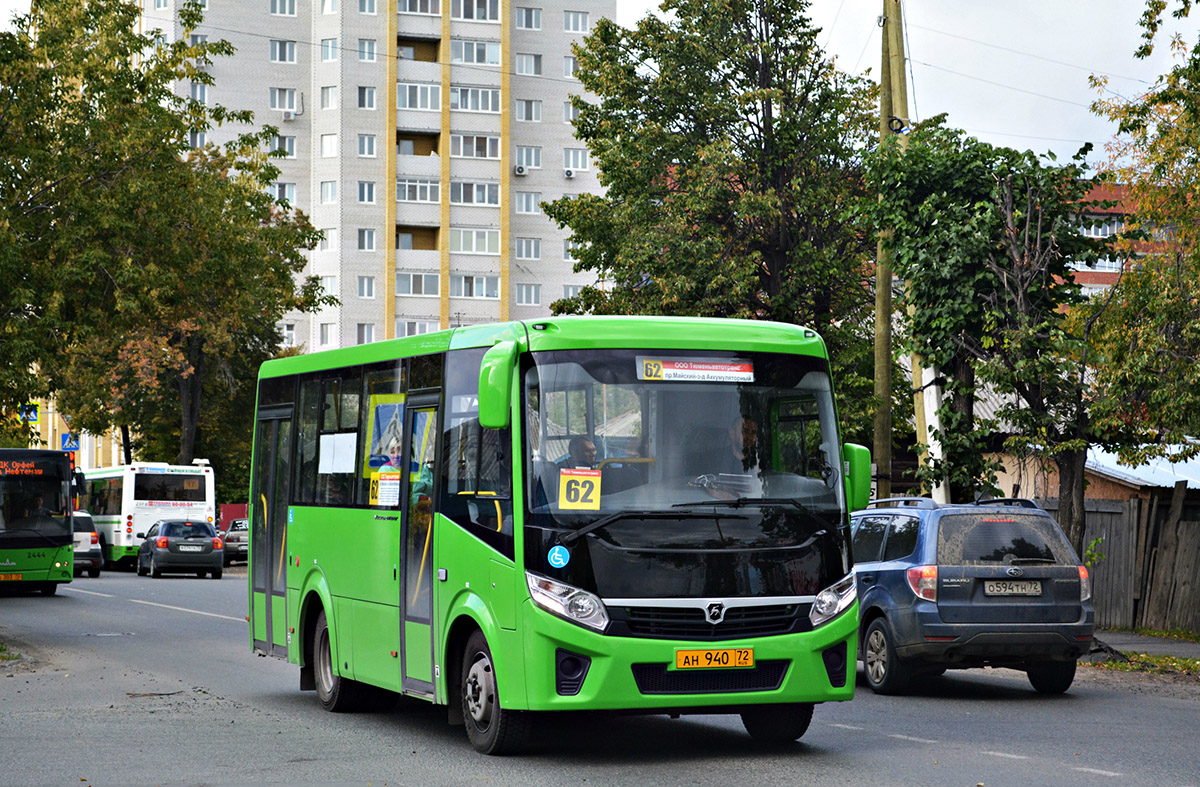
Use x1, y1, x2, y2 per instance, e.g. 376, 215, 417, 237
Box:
868, 119, 1115, 552
542, 0, 879, 439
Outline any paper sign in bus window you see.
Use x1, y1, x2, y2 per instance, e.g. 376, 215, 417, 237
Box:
558, 468, 601, 510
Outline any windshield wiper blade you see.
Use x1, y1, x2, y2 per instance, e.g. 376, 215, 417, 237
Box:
1008, 557, 1058, 565
674, 497, 837, 530
558, 509, 746, 547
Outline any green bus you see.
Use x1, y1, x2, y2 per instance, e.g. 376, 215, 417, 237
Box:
248, 317, 870, 754
0, 449, 79, 595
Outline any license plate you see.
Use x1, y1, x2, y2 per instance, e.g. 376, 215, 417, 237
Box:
0, 573, 22, 581
984, 580, 1041, 596
178, 545, 203, 552
675, 648, 754, 669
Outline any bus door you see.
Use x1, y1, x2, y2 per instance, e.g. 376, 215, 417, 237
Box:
252, 406, 293, 658
400, 397, 438, 695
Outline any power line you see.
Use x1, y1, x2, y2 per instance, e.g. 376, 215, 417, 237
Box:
909, 59, 1093, 108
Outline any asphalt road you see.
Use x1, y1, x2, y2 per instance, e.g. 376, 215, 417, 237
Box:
2, 570, 1198, 786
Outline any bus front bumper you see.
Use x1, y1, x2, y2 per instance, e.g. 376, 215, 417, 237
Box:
517, 601, 858, 712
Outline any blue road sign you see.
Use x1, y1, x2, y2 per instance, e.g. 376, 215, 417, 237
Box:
61, 433, 80, 452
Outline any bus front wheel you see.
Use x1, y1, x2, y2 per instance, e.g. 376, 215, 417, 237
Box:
461, 630, 530, 755
740, 702, 814, 744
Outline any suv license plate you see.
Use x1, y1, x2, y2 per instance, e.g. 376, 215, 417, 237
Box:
985, 580, 1041, 596
675, 648, 754, 669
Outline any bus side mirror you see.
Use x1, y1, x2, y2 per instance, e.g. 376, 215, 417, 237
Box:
478, 340, 518, 429
842, 443, 871, 512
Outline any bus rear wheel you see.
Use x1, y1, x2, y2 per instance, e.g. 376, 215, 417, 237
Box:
740, 702, 814, 744
461, 630, 530, 755
314, 610, 368, 712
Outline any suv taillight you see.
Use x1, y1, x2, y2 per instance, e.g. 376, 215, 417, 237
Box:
1079, 565, 1091, 602
906, 565, 938, 602
90, 532, 99, 545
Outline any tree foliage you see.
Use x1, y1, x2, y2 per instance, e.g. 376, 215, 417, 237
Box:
542, 0, 880, 440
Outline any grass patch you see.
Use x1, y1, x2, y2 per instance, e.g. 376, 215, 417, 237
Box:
1086, 652, 1200, 676
1103, 626, 1200, 643
0, 641, 19, 662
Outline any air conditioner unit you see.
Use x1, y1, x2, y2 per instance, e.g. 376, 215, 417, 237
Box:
564, 169, 575, 179
514, 164, 527, 176
281, 110, 296, 121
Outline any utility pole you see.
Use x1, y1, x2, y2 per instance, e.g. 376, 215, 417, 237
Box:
873, 0, 908, 501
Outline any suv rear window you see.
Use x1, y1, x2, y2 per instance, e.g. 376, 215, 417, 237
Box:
936, 513, 1074, 566
72, 514, 95, 533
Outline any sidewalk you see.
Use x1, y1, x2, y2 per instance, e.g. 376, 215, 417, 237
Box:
1089, 629, 1200, 661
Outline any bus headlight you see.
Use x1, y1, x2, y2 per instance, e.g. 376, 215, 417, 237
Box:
526, 572, 609, 632
809, 573, 856, 628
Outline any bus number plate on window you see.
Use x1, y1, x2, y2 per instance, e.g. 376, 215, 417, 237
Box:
984, 580, 1041, 596
675, 648, 754, 669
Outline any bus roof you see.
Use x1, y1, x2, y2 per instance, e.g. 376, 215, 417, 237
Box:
259, 316, 828, 379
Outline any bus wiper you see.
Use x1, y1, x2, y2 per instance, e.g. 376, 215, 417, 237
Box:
674, 497, 837, 530
558, 509, 747, 547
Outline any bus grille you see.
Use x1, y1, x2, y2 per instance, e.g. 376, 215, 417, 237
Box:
618, 604, 802, 640
631, 661, 789, 695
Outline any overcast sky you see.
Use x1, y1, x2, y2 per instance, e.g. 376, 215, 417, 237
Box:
1, 0, 1194, 163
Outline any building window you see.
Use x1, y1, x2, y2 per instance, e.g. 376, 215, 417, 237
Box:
272, 135, 296, 157
359, 0, 376, 13
397, 232, 413, 249
515, 53, 542, 75
515, 237, 540, 259
269, 87, 296, 110
563, 284, 583, 298
320, 323, 334, 345
190, 33, 208, 46
515, 283, 540, 306
449, 228, 500, 254
320, 180, 338, 204
320, 85, 338, 109
396, 273, 440, 296
321, 275, 337, 293
270, 40, 297, 63
358, 134, 377, 157
322, 0, 337, 13
564, 239, 583, 260
321, 38, 338, 61
357, 323, 375, 345
564, 148, 589, 171
190, 81, 207, 105
516, 146, 542, 168
358, 39, 377, 62
358, 181, 376, 204
451, 0, 499, 22
357, 276, 376, 298
451, 39, 500, 65
319, 231, 338, 251
450, 134, 500, 159
396, 178, 440, 202
564, 55, 578, 78
273, 182, 296, 204
514, 6, 540, 29
358, 228, 377, 251
399, 0, 439, 14
189, 129, 207, 148
270, 0, 296, 15
155, 0, 168, 8
564, 101, 581, 122
358, 86, 377, 109
449, 181, 500, 206
563, 10, 588, 32
451, 275, 500, 298
397, 319, 438, 337
450, 87, 501, 113
515, 99, 541, 122
281, 323, 296, 346
514, 191, 542, 214
321, 134, 338, 157
398, 83, 440, 110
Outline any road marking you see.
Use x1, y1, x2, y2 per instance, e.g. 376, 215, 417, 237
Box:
829, 724, 865, 731
1073, 768, 1124, 777
61, 587, 115, 598
888, 734, 938, 744
983, 751, 1028, 760
128, 599, 244, 623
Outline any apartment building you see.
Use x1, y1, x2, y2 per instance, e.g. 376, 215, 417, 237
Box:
148, 0, 613, 350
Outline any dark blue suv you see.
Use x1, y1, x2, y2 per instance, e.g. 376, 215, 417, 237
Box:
850, 498, 1094, 695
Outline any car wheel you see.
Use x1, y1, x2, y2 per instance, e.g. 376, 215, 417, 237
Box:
1027, 660, 1076, 694
88, 567, 101, 579
314, 610, 369, 712
150, 554, 162, 578
462, 630, 530, 755
863, 617, 910, 695
741, 702, 814, 744
137, 555, 148, 577
211, 569, 222, 580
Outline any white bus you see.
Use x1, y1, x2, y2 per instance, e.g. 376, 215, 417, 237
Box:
82, 461, 216, 568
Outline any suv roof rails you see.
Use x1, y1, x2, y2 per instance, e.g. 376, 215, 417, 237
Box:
973, 497, 1043, 510
866, 497, 939, 509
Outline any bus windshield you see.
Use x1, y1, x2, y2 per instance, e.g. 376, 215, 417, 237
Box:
0, 454, 71, 539
133, 473, 207, 502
